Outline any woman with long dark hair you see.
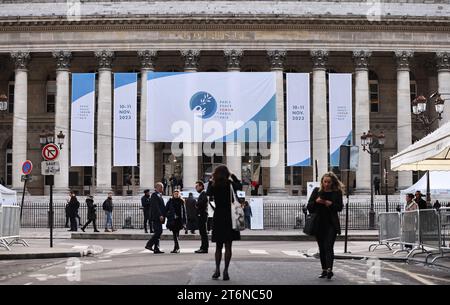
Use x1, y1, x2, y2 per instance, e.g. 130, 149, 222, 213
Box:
164, 190, 186, 253
206, 165, 242, 281
307, 172, 344, 280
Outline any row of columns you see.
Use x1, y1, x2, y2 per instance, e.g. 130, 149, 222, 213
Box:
8, 50, 450, 194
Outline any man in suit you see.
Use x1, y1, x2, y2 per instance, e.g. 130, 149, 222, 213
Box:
145, 182, 166, 253
194, 181, 209, 253
141, 189, 152, 233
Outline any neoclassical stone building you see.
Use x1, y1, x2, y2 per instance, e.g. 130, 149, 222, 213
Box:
0, 0, 449, 196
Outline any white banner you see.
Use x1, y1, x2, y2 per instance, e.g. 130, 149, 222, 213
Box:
114, 73, 137, 166
249, 197, 263, 230
286, 73, 311, 166
146, 72, 276, 142
71, 73, 95, 166
329, 73, 353, 167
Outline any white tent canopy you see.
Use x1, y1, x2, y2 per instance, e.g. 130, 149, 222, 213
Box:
0, 184, 17, 206
391, 121, 450, 171
400, 171, 450, 197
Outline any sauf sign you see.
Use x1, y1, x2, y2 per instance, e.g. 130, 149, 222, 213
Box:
41, 143, 61, 176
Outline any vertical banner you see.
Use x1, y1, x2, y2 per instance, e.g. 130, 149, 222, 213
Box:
286, 73, 311, 166
114, 73, 137, 166
329, 73, 353, 166
71, 73, 95, 166
249, 198, 264, 230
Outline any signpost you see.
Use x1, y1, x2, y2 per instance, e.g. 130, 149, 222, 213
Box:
20, 160, 33, 220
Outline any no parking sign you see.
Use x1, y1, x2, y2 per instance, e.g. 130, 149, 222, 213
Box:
22, 160, 33, 175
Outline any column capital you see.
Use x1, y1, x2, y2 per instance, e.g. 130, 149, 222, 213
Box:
52, 51, 72, 70
10, 51, 30, 70
395, 50, 413, 71
180, 49, 200, 71
352, 50, 372, 71
137, 50, 157, 71
95, 50, 115, 70
310, 50, 329, 70
436, 51, 450, 72
224, 49, 243, 71
267, 50, 286, 70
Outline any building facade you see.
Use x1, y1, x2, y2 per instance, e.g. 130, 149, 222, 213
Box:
0, 0, 449, 196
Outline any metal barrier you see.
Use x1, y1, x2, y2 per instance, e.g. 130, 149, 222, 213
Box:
428, 207, 450, 264
0, 205, 29, 251
369, 212, 401, 251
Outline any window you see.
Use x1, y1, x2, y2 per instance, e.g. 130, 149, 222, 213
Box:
83, 167, 92, 186
8, 82, 14, 113
46, 81, 56, 113
69, 172, 79, 186
5, 141, 12, 186
369, 71, 379, 113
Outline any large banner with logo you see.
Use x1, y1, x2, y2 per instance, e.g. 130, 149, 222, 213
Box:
114, 73, 137, 166
71, 73, 95, 166
286, 73, 311, 166
146, 72, 276, 142
329, 73, 353, 166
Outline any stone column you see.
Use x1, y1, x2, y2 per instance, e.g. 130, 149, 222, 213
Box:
94, 50, 115, 193
224, 49, 243, 181
311, 50, 329, 181
52, 51, 72, 193
181, 50, 200, 189
267, 50, 287, 194
353, 50, 372, 192
395, 51, 413, 190
138, 50, 157, 190
436, 52, 450, 125
10, 52, 30, 190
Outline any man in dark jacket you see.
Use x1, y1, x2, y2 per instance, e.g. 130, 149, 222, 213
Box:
102, 192, 115, 232
185, 193, 198, 234
194, 181, 209, 253
145, 182, 166, 253
67, 191, 80, 232
141, 189, 152, 233
81, 196, 99, 232
414, 191, 428, 209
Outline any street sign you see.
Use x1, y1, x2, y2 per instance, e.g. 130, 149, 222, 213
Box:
42, 143, 60, 161
22, 160, 33, 175
21, 175, 32, 182
41, 161, 60, 175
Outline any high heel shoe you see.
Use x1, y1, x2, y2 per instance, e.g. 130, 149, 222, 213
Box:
212, 270, 220, 279
171, 248, 180, 253
223, 271, 230, 281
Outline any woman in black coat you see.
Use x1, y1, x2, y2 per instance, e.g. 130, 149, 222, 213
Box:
81, 196, 99, 232
307, 172, 344, 280
164, 190, 186, 253
206, 165, 242, 281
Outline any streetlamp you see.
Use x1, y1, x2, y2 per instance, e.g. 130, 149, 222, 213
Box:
39, 130, 65, 248
411, 92, 448, 206
0, 93, 8, 112
361, 130, 385, 229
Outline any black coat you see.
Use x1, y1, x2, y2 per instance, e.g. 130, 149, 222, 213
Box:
149, 191, 165, 222
102, 198, 113, 212
86, 199, 97, 220
67, 197, 80, 218
307, 187, 343, 235
416, 198, 427, 210
165, 198, 186, 231
141, 195, 151, 217
206, 176, 242, 243
196, 191, 208, 216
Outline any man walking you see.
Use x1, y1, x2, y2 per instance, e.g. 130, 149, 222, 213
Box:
67, 191, 80, 232
194, 181, 209, 253
103, 192, 115, 232
145, 182, 166, 253
141, 189, 152, 233
373, 177, 381, 195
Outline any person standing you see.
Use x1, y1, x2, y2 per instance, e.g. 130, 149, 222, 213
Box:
373, 177, 381, 195
141, 189, 152, 233
81, 195, 99, 232
195, 180, 209, 253
414, 191, 427, 209
64, 192, 71, 228
307, 172, 344, 280
165, 190, 186, 253
243, 201, 253, 229
67, 191, 80, 232
0, 177, 5, 186
206, 165, 242, 281
102, 192, 115, 232
162, 177, 168, 196
145, 182, 166, 254
185, 192, 198, 234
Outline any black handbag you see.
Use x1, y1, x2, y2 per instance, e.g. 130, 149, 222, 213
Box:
303, 213, 318, 236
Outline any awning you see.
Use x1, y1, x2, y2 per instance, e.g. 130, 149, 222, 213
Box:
391, 121, 450, 171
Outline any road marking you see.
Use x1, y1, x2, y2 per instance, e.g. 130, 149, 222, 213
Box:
249, 249, 269, 255
412, 273, 450, 283
383, 262, 435, 285
282, 251, 304, 257
72, 245, 89, 250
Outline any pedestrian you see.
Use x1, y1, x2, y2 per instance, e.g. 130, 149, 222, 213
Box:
405, 193, 418, 211
165, 190, 186, 253
433, 200, 441, 210
145, 182, 166, 254
0, 177, 5, 186
170, 175, 177, 193
162, 177, 168, 196
414, 191, 427, 209
404, 193, 417, 250
141, 189, 152, 233
243, 200, 253, 229
81, 195, 99, 232
373, 177, 381, 195
67, 191, 80, 232
185, 192, 198, 234
307, 172, 344, 280
206, 165, 242, 281
65, 192, 71, 228
102, 192, 116, 232
195, 180, 209, 253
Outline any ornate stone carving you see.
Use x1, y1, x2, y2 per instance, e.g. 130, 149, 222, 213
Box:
94, 50, 115, 70
352, 50, 372, 70
137, 50, 157, 70
180, 49, 200, 71
395, 50, 413, 70
310, 50, 329, 69
267, 50, 286, 70
52, 51, 72, 70
224, 49, 243, 70
436, 52, 450, 71
10, 51, 30, 70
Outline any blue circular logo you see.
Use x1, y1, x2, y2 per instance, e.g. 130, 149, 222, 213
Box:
189, 91, 217, 119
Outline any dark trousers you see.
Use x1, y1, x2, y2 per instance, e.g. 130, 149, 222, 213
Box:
146, 221, 162, 250
143, 212, 150, 232
245, 216, 251, 229
197, 213, 209, 250
69, 216, 78, 231
172, 230, 180, 250
82, 219, 98, 231
316, 226, 337, 270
